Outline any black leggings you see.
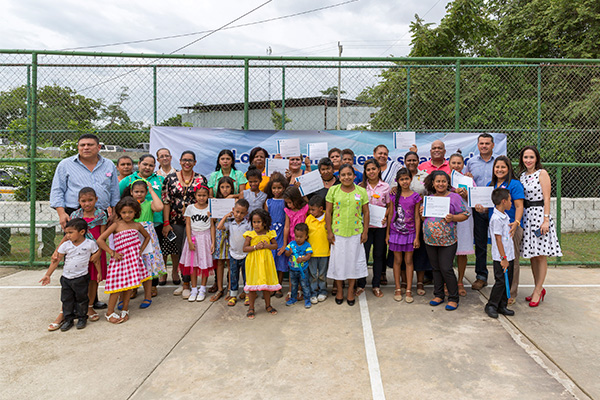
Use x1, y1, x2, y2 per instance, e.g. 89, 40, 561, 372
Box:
425, 243, 459, 303
358, 228, 387, 289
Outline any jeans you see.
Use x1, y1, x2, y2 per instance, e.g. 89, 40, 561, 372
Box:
290, 267, 311, 301
60, 274, 90, 322
487, 260, 514, 310
309, 256, 329, 296
229, 257, 247, 296
473, 210, 489, 281
358, 227, 386, 289
425, 243, 459, 303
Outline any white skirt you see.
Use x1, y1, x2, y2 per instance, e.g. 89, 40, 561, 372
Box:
327, 234, 368, 280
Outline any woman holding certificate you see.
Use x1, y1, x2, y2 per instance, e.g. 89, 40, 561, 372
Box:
421, 171, 469, 311
245, 147, 270, 191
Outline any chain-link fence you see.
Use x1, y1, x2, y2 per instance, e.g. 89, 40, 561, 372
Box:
0, 50, 599, 265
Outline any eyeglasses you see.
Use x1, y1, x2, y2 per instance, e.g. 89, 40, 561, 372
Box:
180, 159, 195, 164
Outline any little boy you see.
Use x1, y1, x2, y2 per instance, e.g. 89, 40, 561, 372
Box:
485, 188, 516, 319
217, 199, 251, 306
285, 223, 313, 309
305, 195, 330, 303
40, 218, 100, 331
244, 167, 267, 215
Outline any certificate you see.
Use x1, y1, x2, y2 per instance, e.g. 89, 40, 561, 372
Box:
276, 138, 301, 157
138, 232, 154, 255
295, 170, 324, 196
451, 170, 474, 189
307, 142, 328, 161
423, 196, 450, 218
368, 204, 387, 228
393, 131, 416, 149
265, 158, 289, 176
209, 198, 236, 219
468, 187, 494, 208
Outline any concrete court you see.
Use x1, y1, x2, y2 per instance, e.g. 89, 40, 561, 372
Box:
0, 265, 597, 400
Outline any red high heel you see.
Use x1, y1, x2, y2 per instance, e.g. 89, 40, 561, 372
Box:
529, 288, 546, 307
525, 288, 545, 302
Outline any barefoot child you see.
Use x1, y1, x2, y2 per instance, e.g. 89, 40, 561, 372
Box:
40, 218, 100, 331
264, 172, 289, 298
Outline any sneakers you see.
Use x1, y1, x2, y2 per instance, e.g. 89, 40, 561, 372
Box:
173, 286, 183, 296
304, 300, 312, 309
472, 279, 488, 291
310, 296, 318, 304
317, 294, 327, 302
197, 287, 206, 302
188, 288, 198, 302
286, 298, 297, 306
182, 288, 191, 299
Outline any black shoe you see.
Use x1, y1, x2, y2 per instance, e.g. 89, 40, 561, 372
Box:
347, 299, 355, 306
158, 280, 167, 286
93, 301, 108, 310
60, 320, 75, 331
76, 319, 87, 330
173, 279, 181, 286
498, 307, 515, 316
485, 305, 499, 319
335, 297, 344, 305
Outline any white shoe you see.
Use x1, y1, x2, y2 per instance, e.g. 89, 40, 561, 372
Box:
188, 289, 198, 302
197, 288, 206, 302
310, 296, 318, 304
173, 286, 183, 296
182, 288, 191, 299
317, 294, 327, 302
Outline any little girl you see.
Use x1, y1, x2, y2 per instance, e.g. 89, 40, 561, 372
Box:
210, 176, 234, 302
242, 209, 282, 319
283, 186, 309, 300
387, 168, 422, 303
97, 197, 150, 324
264, 172, 289, 298
180, 185, 215, 302
123, 179, 166, 307
449, 152, 474, 297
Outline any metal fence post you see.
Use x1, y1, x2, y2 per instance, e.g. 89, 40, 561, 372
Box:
454, 60, 461, 131
537, 65, 542, 149
244, 59, 249, 130
281, 66, 286, 130
153, 65, 157, 126
29, 53, 38, 266
406, 66, 411, 130
556, 166, 562, 263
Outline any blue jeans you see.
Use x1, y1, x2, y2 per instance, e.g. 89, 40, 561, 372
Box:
229, 257, 246, 296
290, 267, 311, 301
309, 256, 329, 296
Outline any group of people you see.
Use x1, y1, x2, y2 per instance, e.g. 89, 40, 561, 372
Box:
43, 132, 562, 330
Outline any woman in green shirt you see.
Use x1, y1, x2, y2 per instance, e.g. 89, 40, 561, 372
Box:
208, 149, 247, 197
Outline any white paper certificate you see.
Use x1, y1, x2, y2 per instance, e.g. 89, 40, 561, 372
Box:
393, 131, 416, 149
423, 196, 451, 218
468, 187, 494, 208
265, 158, 289, 176
209, 198, 236, 219
295, 170, 324, 196
276, 138, 301, 157
368, 204, 387, 228
307, 142, 328, 161
451, 170, 474, 189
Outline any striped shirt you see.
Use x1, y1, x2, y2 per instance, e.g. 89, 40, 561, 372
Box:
50, 155, 120, 210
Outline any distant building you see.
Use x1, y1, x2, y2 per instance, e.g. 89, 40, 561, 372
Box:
180, 96, 378, 130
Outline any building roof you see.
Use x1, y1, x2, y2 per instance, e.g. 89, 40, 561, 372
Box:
180, 96, 371, 112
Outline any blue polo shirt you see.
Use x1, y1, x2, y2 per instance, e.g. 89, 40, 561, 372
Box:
487, 179, 525, 225
466, 154, 497, 187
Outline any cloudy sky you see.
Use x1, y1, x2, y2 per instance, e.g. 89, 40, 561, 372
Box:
1, 0, 451, 57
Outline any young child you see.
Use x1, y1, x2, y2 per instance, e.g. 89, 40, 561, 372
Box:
449, 151, 474, 297
40, 218, 100, 331
210, 176, 234, 301
485, 188, 516, 318
244, 165, 268, 215
325, 164, 369, 306
264, 172, 289, 298
285, 223, 313, 308
283, 186, 309, 300
96, 197, 150, 324
123, 180, 166, 308
242, 209, 282, 319
305, 195, 330, 303
217, 198, 251, 307
387, 168, 422, 303
180, 185, 215, 302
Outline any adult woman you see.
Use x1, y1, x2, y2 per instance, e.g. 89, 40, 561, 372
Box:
374, 145, 402, 187
208, 149, 247, 197
404, 151, 428, 196
328, 148, 342, 173
116, 155, 134, 182
308, 158, 339, 201
475, 155, 525, 303
284, 155, 311, 184
119, 154, 166, 290
162, 151, 207, 298
156, 148, 177, 178
245, 147, 270, 191
518, 146, 562, 307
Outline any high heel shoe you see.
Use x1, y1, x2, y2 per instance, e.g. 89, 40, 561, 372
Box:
529, 289, 546, 307
526, 288, 545, 302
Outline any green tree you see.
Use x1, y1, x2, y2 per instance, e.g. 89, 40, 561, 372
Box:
270, 102, 292, 129
320, 86, 346, 96
158, 114, 193, 127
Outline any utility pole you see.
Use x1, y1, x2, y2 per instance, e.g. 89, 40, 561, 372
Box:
336, 41, 343, 130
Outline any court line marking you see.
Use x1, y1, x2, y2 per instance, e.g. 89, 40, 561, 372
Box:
358, 294, 386, 400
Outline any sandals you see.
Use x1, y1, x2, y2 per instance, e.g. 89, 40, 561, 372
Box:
394, 289, 403, 302
120, 310, 129, 322
405, 290, 414, 303
88, 305, 100, 321
401, 283, 407, 294
247, 308, 255, 319
117, 301, 124, 311
239, 292, 247, 299
210, 290, 224, 302
151, 287, 158, 297
417, 282, 426, 296
227, 297, 237, 307
139, 299, 152, 309
380, 275, 388, 286
266, 306, 278, 315
244, 297, 250, 306
105, 312, 122, 324
274, 290, 283, 298
48, 320, 64, 331
207, 283, 218, 293
458, 283, 467, 297
130, 288, 138, 299
356, 287, 365, 296
372, 287, 383, 298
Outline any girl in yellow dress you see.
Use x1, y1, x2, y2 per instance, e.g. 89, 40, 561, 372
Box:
242, 209, 282, 319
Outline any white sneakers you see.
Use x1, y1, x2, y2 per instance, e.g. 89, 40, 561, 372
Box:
310, 296, 318, 304
317, 294, 327, 302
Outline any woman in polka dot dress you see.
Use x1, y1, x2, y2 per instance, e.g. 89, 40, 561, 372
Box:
518, 146, 562, 308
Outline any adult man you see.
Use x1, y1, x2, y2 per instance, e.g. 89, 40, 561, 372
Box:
465, 133, 497, 290
418, 140, 451, 174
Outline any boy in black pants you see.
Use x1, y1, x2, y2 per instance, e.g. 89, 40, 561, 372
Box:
485, 188, 515, 318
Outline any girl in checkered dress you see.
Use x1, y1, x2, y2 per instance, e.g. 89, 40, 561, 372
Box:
97, 197, 150, 324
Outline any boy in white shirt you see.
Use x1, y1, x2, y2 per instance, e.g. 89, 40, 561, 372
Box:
40, 218, 100, 331
485, 188, 515, 319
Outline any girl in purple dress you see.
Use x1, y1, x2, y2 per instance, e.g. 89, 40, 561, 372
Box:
387, 168, 422, 303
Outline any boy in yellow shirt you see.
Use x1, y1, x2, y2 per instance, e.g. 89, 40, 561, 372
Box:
305, 196, 330, 303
